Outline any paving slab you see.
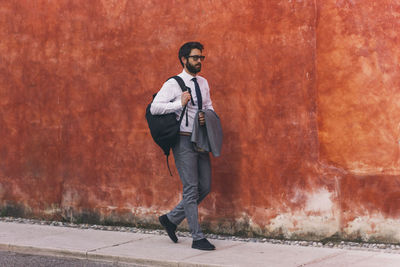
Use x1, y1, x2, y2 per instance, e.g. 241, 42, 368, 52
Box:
302, 251, 400, 267
0, 222, 69, 242
26, 228, 147, 252
0, 221, 152, 261
89, 235, 227, 266
184, 241, 346, 267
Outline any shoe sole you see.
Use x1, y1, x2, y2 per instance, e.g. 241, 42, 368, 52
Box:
192, 246, 216, 251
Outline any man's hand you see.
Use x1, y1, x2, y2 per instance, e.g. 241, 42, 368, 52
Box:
181, 91, 191, 106
198, 111, 205, 126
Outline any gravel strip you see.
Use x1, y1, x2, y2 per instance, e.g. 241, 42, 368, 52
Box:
1, 216, 399, 254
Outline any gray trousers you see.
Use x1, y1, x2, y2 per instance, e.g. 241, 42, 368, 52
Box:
167, 135, 211, 241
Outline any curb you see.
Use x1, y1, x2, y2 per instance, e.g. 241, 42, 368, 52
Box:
0, 243, 224, 267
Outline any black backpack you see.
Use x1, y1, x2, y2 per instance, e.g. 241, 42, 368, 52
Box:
145, 76, 190, 175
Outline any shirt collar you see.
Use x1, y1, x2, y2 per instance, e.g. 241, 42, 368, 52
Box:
181, 69, 197, 81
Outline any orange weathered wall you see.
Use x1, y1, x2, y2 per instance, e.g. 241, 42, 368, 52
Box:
0, 0, 399, 242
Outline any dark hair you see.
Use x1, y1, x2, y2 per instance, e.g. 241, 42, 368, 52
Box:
178, 42, 204, 67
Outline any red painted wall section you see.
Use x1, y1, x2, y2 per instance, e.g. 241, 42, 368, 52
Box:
317, 0, 400, 174
0, 0, 399, 242
316, 1, 400, 242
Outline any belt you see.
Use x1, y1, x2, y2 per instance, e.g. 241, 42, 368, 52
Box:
179, 131, 192, 136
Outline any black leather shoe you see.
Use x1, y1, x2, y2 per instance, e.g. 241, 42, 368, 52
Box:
159, 215, 178, 243
192, 238, 215, 250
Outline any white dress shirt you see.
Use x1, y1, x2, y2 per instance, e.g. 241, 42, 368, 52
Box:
150, 69, 214, 132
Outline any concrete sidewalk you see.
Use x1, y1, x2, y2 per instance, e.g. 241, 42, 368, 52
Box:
0, 222, 399, 267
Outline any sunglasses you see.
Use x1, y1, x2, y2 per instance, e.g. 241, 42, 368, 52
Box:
187, 55, 205, 61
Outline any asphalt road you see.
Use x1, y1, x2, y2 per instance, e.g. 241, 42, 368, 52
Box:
0, 250, 144, 267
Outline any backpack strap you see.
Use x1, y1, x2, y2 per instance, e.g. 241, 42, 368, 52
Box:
167, 75, 187, 91
168, 76, 195, 106
167, 76, 192, 126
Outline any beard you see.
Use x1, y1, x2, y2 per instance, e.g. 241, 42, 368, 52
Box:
186, 61, 201, 74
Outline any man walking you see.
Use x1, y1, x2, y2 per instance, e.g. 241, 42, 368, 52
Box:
150, 42, 216, 250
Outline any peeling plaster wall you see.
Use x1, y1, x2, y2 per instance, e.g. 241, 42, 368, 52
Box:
0, 0, 399, 242
316, 0, 400, 242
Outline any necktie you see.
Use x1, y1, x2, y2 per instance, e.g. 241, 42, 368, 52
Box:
191, 77, 202, 110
